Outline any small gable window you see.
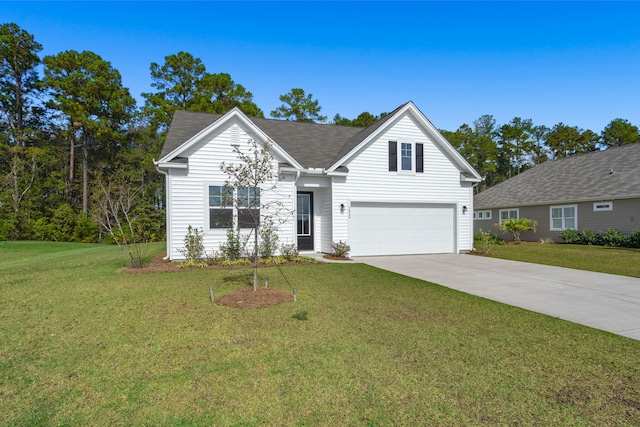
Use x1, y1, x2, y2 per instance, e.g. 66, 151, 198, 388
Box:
401, 143, 412, 171
389, 141, 424, 173
593, 202, 613, 212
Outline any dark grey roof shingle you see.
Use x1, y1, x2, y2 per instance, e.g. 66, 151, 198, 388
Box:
474, 143, 640, 208
160, 110, 363, 169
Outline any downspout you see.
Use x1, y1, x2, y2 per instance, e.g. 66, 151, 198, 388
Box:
154, 161, 171, 261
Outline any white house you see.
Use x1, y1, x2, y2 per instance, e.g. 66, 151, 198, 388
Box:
155, 102, 482, 259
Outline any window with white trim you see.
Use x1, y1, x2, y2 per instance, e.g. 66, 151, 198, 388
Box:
551, 205, 576, 231
388, 141, 424, 173
209, 185, 260, 229
499, 208, 519, 223
593, 201, 613, 212
474, 210, 492, 220
401, 143, 412, 171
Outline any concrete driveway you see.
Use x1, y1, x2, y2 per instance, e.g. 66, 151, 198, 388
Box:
353, 254, 640, 341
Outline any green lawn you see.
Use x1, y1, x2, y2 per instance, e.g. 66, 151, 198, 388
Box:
2, 241, 640, 426
482, 242, 640, 278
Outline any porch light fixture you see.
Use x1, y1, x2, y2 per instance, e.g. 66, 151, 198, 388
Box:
340, 203, 345, 214
462, 205, 468, 214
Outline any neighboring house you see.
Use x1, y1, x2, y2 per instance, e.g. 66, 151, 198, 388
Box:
155, 101, 482, 259
474, 143, 640, 242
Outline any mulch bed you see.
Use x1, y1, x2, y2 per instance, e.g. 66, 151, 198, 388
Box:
119, 251, 296, 309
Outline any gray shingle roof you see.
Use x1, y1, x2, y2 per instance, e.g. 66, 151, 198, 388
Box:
160, 110, 364, 169
474, 143, 640, 208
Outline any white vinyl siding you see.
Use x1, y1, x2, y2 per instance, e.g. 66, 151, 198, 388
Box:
551, 205, 577, 231
165, 119, 294, 260
332, 113, 473, 252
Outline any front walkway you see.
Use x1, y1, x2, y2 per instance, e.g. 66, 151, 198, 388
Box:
353, 254, 640, 341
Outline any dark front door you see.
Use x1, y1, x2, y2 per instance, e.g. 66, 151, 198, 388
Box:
297, 192, 313, 251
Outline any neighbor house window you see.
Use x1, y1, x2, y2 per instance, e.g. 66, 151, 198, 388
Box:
474, 210, 492, 220
389, 141, 424, 173
499, 208, 519, 223
593, 201, 613, 212
208, 185, 260, 229
551, 205, 576, 231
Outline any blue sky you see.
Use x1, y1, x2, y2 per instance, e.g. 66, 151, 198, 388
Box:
3, 1, 639, 133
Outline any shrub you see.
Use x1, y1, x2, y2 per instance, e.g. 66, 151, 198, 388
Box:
219, 227, 248, 260
279, 243, 299, 260
331, 240, 351, 258
475, 229, 495, 255
600, 228, 625, 247
627, 229, 640, 248
178, 225, 205, 262
539, 237, 554, 244
258, 219, 279, 258
559, 229, 581, 244
497, 218, 537, 243
580, 229, 598, 245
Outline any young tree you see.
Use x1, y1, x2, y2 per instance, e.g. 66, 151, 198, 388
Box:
220, 139, 291, 291
270, 88, 327, 123
90, 174, 150, 268
43, 50, 136, 212
601, 118, 640, 148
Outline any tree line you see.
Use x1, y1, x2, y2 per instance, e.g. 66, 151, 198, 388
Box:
1, 22, 639, 241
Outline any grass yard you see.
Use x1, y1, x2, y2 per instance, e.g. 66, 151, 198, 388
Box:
1, 241, 640, 426
483, 242, 640, 278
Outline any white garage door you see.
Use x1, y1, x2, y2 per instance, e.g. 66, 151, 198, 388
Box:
349, 202, 455, 256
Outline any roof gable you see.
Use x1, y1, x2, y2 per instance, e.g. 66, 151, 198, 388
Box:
474, 143, 640, 208
327, 102, 482, 181
158, 108, 302, 168
157, 104, 481, 181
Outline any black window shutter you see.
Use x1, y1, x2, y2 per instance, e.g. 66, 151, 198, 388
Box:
389, 141, 397, 171
416, 143, 424, 173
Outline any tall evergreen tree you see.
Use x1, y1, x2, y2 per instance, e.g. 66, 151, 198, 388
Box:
601, 118, 640, 147
43, 50, 136, 212
0, 23, 44, 217
270, 88, 327, 123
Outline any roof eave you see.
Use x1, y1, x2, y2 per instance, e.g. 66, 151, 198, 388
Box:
475, 193, 640, 209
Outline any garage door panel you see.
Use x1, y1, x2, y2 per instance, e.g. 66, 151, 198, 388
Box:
349, 203, 454, 256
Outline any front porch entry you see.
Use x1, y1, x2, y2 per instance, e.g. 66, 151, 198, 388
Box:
297, 192, 314, 251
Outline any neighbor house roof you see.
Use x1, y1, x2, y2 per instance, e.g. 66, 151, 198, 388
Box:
474, 143, 640, 208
